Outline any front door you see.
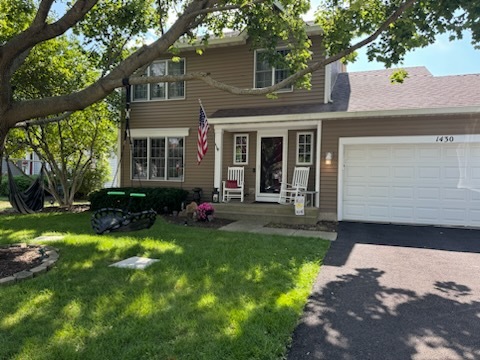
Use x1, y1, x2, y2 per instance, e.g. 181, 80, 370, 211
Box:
256, 131, 287, 202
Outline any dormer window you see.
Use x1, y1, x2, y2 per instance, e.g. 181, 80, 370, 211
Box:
132, 59, 185, 101
254, 49, 292, 92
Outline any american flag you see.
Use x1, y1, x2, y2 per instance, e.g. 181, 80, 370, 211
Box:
197, 104, 209, 164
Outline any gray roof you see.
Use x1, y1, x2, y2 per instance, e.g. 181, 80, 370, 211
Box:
211, 66, 480, 118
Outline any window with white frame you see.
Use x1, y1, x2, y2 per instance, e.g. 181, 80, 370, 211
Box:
132, 59, 185, 101
132, 136, 185, 181
234, 134, 249, 164
254, 49, 292, 91
297, 132, 313, 165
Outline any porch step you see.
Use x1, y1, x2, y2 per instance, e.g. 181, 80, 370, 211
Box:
212, 202, 318, 225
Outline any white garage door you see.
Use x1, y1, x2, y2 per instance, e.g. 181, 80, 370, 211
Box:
342, 142, 480, 227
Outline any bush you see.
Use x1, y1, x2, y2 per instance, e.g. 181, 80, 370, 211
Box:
89, 187, 189, 214
76, 160, 111, 199
0, 175, 39, 196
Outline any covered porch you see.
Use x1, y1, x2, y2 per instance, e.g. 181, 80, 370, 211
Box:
209, 113, 323, 209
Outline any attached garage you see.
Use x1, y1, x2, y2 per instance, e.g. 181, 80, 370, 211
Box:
338, 136, 480, 227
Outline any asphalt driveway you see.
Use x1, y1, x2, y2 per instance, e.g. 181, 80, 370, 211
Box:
287, 222, 480, 360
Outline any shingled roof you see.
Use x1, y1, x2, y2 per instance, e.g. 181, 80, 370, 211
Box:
210, 66, 480, 118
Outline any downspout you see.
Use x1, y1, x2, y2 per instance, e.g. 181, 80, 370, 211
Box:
316, 120, 322, 209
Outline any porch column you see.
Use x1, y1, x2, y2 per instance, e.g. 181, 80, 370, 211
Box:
315, 120, 322, 208
214, 127, 224, 190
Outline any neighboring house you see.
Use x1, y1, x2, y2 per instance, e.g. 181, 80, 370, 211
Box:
104, 152, 119, 188
121, 26, 480, 228
2, 152, 42, 176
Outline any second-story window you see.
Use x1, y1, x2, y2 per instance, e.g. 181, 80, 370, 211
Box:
254, 49, 292, 91
133, 59, 185, 101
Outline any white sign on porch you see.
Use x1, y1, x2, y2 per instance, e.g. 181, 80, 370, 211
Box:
294, 196, 305, 216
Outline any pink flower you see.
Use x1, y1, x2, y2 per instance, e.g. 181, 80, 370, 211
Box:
196, 202, 215, 221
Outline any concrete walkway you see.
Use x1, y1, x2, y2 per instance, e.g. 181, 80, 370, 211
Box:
218, 220, 337, 241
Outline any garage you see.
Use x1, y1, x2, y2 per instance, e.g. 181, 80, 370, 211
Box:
339, 136, 480, 227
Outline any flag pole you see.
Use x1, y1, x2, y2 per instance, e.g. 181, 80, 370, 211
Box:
198, 99, 206, 115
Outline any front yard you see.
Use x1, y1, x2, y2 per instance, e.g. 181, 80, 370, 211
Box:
0, 206, 329, 360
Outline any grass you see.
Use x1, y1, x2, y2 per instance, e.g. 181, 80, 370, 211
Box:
0, 197, 11, 211
0, 206, 330, 360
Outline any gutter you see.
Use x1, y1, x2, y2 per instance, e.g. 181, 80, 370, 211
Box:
208, 106, 480, 125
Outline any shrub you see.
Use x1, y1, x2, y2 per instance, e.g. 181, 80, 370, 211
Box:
89, 187, 189, 214
0, 175, 39, 196
76, 162, 111, 199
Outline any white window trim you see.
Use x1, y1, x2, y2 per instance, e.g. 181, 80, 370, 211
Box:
130, 128, 189, 182
132, 59, 186, 102
253, 49, 293, 93
233, 133, 249, 165
296, 131, 314, 165
130, 128, 189, 137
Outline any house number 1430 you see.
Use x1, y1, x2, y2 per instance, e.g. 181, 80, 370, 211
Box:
436, 136, 454, 143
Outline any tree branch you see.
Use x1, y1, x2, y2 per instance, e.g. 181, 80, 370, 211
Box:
1, 0, 98, 67
186, 0, 419, 95
14, 112, 74, 128
4, 0, 418, 127
186, 0, 266, 18
323, 0, 418, 67
32, 0, 55, 26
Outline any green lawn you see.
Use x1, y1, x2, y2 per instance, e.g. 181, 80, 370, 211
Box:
0, 197, 11, 211
0, 209, 329, 360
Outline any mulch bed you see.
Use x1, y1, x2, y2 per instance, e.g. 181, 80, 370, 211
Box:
162, 214, 235, 229
0, 245, 45, 278
0, 204, 91, 216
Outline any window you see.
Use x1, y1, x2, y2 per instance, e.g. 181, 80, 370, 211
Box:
254, 49, 292, 91
132, 136, 184, 181
234, 134, 249, 164
132, 59, 185, 101
297, 132, 313, 165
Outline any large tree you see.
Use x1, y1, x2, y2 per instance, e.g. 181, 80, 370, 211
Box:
4, 26, 118, 207
1, 0, 479, 157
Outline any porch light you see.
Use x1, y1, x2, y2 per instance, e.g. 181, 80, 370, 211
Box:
325, 152, 333, 165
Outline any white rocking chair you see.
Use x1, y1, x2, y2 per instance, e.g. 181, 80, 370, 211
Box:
278, 167, 310, 204
222, 167, 245, 202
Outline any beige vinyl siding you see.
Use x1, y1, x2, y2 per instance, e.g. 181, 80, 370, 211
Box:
320, 114, 480, 215
128, 36, 325, 127
123, 35, 325, 198
286, 130, 316, 191
222, 131, 257, 198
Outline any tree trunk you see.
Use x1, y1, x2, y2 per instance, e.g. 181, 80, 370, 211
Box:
0, 119, 10, 187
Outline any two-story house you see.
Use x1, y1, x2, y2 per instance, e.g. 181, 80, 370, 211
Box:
120, 26, 480, 228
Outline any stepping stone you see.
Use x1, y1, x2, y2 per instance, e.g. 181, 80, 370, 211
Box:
109, 256, 159, 270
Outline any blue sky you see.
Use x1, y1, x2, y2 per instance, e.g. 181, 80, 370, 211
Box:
347, 32, 480, 76
304, 1, 480, 77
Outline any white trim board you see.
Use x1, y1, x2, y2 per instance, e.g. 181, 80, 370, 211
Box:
129, 128, 190, 137
209, 106, 480, 126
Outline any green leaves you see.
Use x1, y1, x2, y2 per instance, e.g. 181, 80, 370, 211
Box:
389, 68, 409, 83
0, 0, 35, 43
316, 0, 480, 68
